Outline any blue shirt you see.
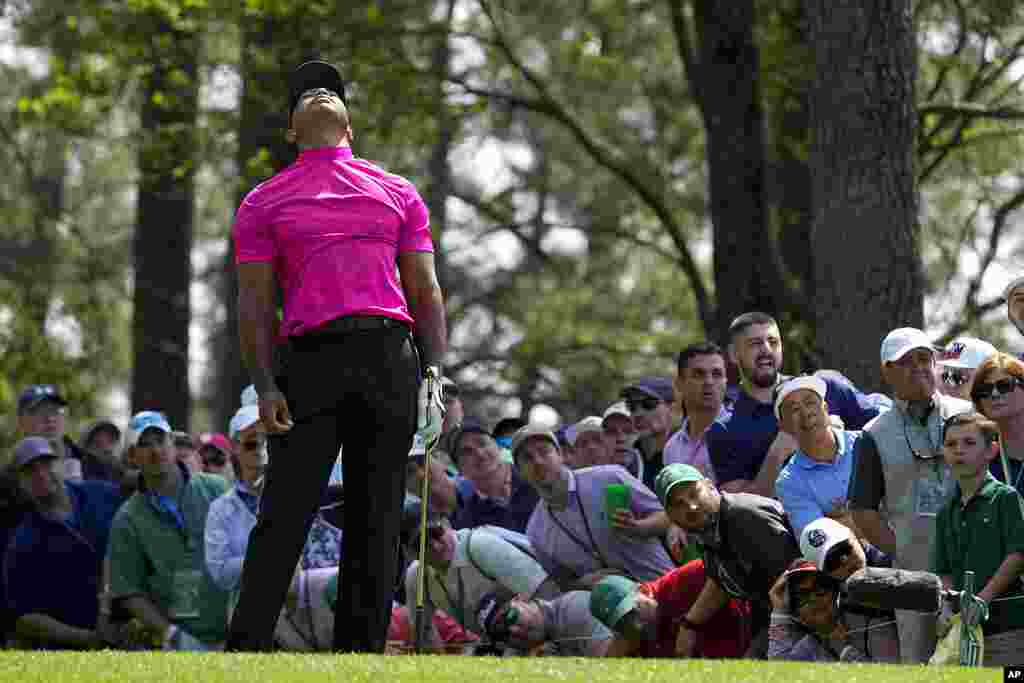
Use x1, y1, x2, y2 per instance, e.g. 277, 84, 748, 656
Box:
4, 480, 123, 631
775, 428, 862, 537
707, 370, 880, 486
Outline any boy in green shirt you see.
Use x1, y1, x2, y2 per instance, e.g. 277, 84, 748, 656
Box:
931, 411, 1024, 666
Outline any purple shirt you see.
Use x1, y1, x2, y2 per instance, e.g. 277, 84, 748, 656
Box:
526, 465, 674, 583
232, 146, 434, 337
663, 406, 731, 482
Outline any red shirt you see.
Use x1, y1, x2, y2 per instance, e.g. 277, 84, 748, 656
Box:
637, 560, 751, 658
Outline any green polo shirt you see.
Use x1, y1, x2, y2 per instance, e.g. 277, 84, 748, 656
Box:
930, 473, 1024, 635
107, 470, 230, 644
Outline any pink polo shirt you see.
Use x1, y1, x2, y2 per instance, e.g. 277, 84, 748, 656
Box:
232, 146, 434, 338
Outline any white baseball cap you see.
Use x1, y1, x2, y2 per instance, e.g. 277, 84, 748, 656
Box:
936, 337, 998, 370
1003, 276, 1024, 300
800, 517, 854, 570
880, 327, 937, 363
229, 404, 261, 440
773, 375, 828, 421
602, 401, 631, 421
570, 416, 604, 445
240, 384, 258, 406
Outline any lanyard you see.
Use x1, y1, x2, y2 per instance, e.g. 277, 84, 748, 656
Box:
546, 493, 618, 575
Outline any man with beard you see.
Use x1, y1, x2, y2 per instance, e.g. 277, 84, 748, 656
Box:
655, 463, 801, 658
707, 312, 880, 497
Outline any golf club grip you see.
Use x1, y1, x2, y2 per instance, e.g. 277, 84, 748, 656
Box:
841, 567, 944, 614
414, 373, 437, 653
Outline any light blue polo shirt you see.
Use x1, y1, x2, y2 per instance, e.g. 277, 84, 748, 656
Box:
776, 428, 862, 537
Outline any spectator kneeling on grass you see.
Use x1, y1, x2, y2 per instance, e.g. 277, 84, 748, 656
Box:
4, 437, 124, 650
798, 518, 900, 662
655, 463, 801, 658
106, 412, 230, 650
404, 513, 560, 647
475, 590, 612, 657
767, 560, 863, 662
590, 561, 751, 658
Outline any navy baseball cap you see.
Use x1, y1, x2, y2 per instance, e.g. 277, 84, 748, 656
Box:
449, 417, 492, 462
17, 384, 68, 415
621, 376, 675, 403
289, 60, 347, 118
12, 437, 58, 469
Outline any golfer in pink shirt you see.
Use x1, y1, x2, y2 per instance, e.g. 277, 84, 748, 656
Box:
226, 60, 447, 654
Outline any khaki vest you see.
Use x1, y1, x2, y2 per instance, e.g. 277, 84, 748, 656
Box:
863, 393, 972, 570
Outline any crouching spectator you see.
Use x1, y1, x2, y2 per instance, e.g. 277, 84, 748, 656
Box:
655, 463, 801, 658
476, 590, 612, 657
513, 425, 676, 589
767, 560, 856, 662
106, 412, 230, 650
4, 437, 123, 649
404, 515, 559, 646
590, 561, 750, 658
281, 568, 477, 653
799, 518, 900, 662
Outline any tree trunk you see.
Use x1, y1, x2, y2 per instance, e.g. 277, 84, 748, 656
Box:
424, 0, 457, 298
694, 0, 780, 343
131, 11, 199, 430
807, 0, 921, 392
210, 10, 321, 432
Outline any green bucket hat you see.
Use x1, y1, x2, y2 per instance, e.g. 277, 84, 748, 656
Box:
654, 463, 705, 507
590, 575, 640, 630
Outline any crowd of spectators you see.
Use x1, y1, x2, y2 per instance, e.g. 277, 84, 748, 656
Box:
3, 277, 1024, 667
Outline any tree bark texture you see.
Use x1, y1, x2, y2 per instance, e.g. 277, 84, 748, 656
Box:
807, 0, 921, 392
694, 0, 782, 343
210, 11, 320, 433
131, 12, 199, 430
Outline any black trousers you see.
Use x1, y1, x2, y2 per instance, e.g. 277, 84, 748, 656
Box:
226, 321, 419, 652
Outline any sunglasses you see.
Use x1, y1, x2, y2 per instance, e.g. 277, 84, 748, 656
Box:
625, 397, 661, 413
941, 369, 970, 387
973, 378, 1024, 400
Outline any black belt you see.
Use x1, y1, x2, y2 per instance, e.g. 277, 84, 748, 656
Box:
299, 315, 408, 339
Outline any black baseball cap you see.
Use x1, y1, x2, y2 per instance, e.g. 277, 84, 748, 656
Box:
17, 384, 68, 415
288, 60, 347, 119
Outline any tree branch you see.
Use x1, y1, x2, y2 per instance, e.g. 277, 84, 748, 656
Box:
474, 0, 714, 333
919, 104, 1024, 121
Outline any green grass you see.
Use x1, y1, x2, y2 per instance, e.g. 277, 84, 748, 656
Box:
0, 652, 1002, 683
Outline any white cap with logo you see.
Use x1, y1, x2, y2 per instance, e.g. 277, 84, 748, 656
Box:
880, 327, 937, 364
800, 517, 854, 570
937, 337, 997, 370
